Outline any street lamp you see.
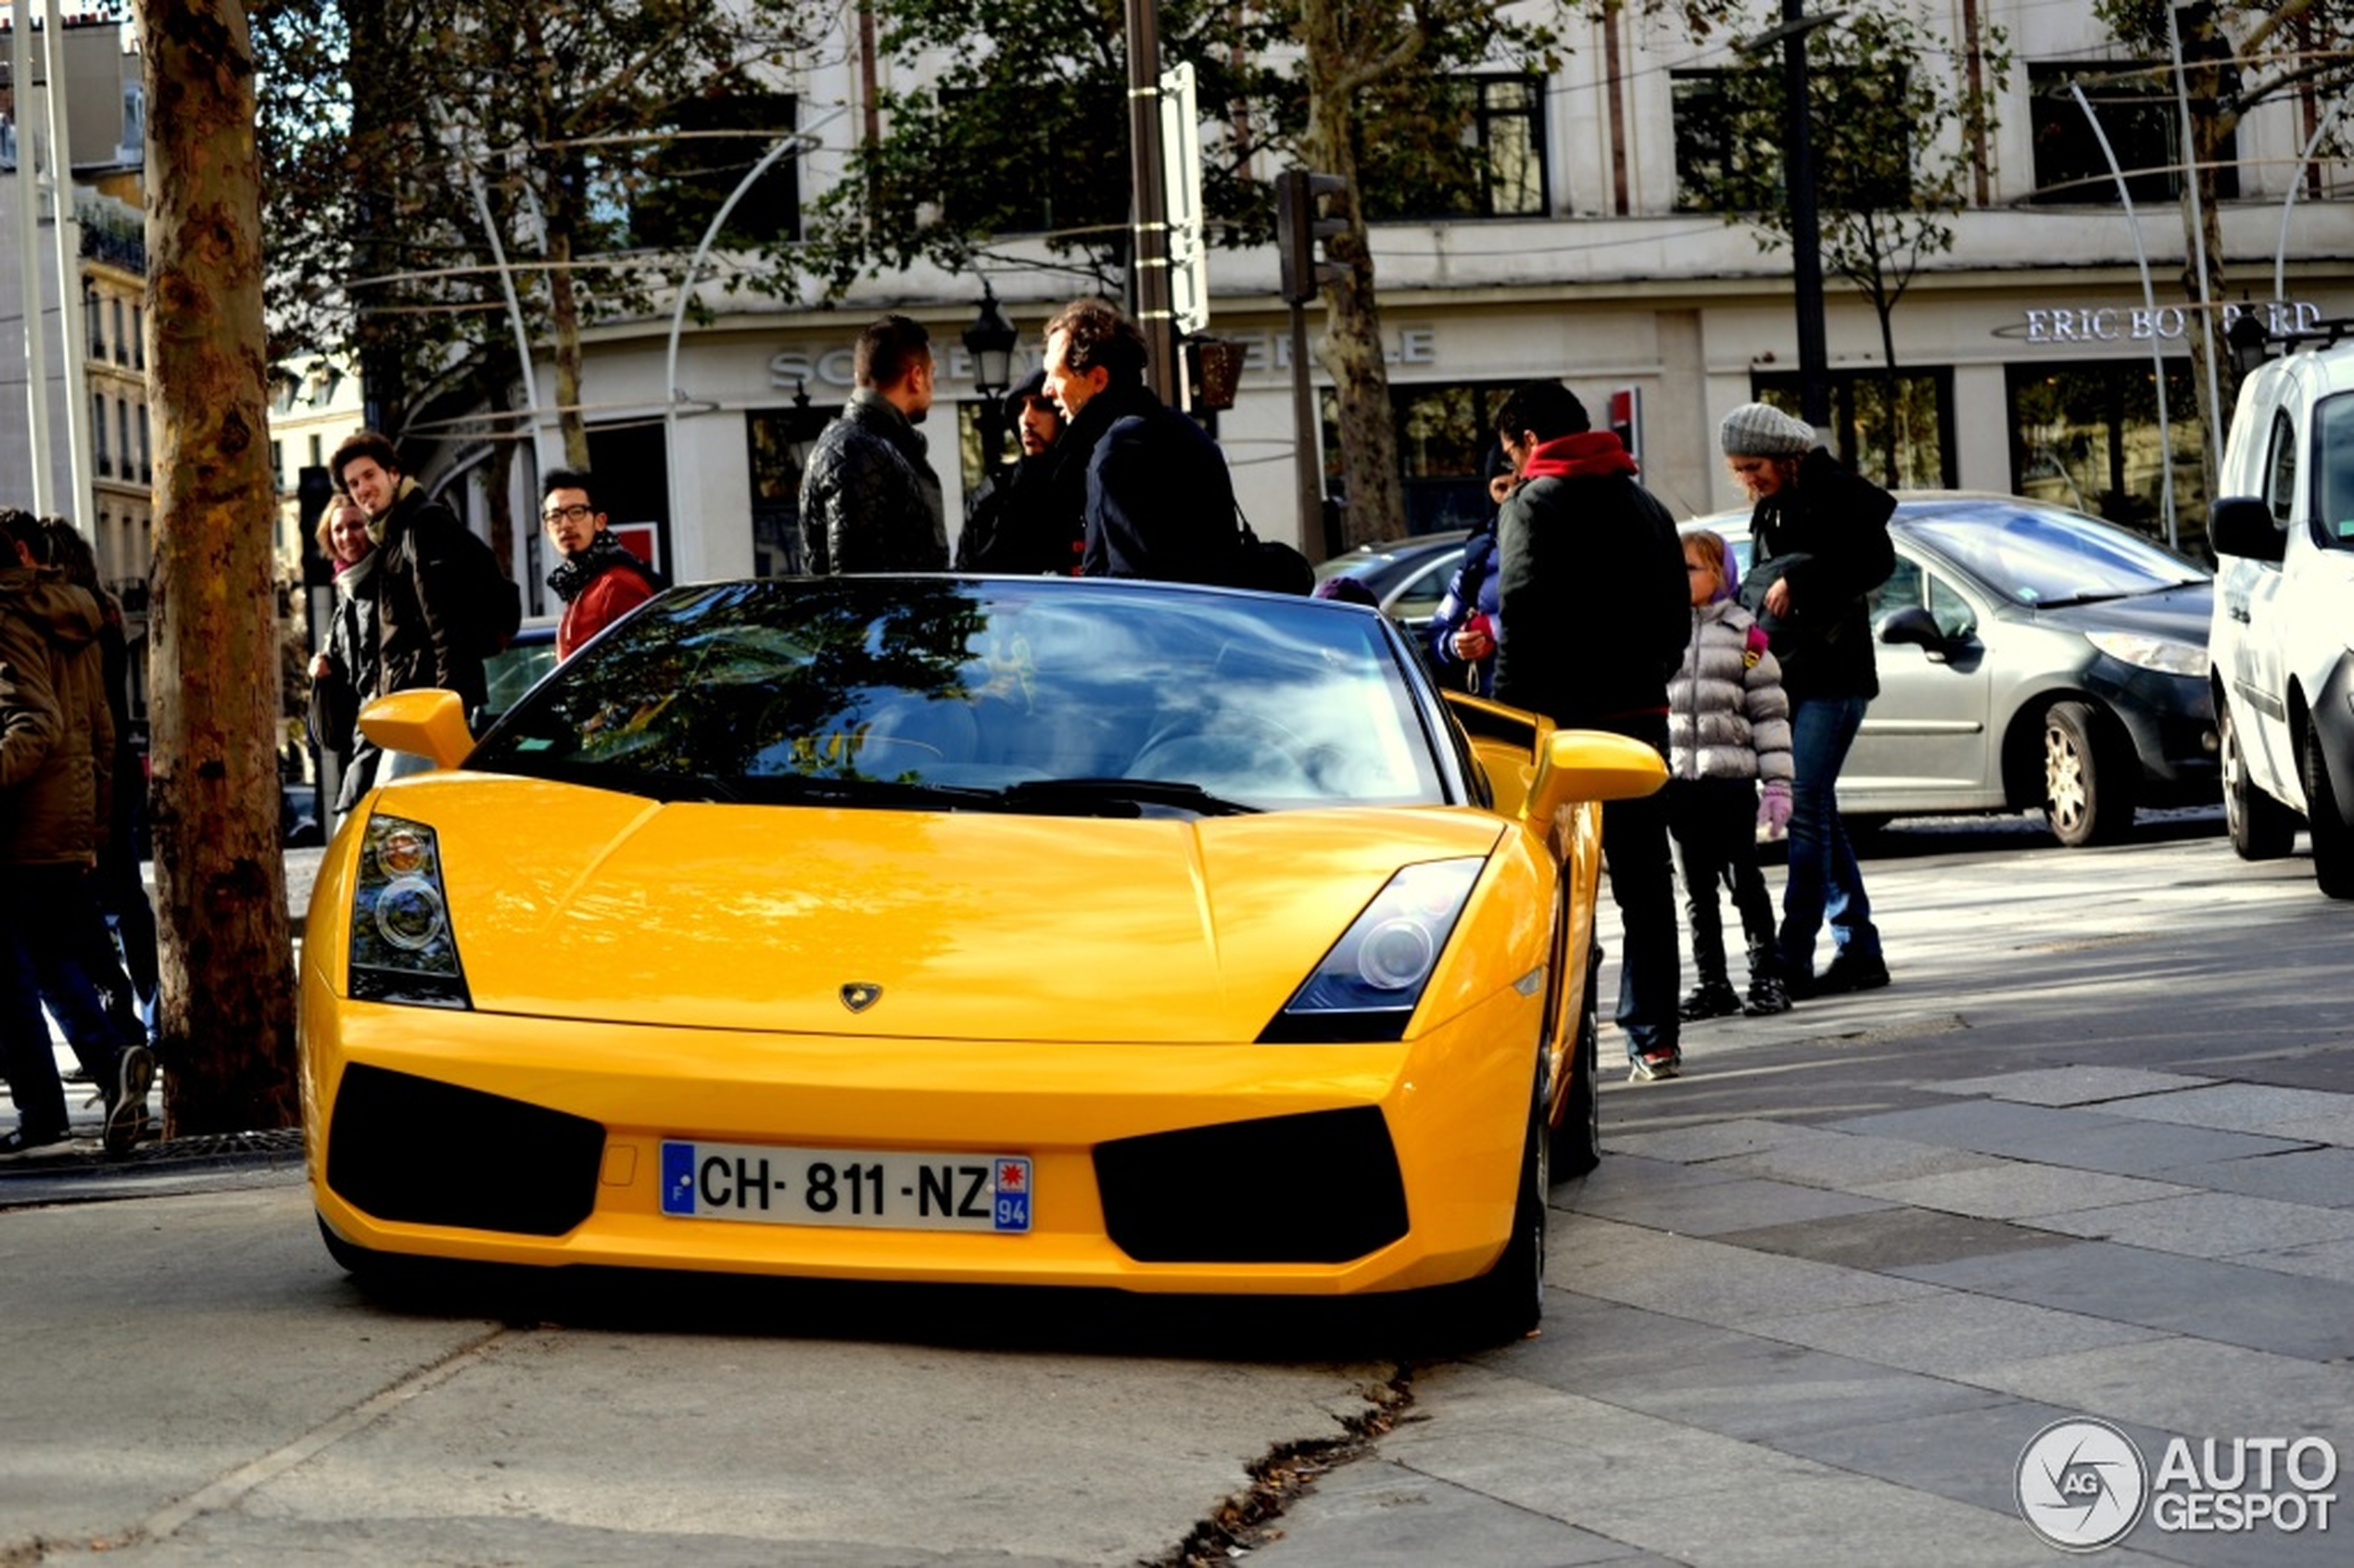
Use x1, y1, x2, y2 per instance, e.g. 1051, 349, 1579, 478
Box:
964, 286, 1019, 469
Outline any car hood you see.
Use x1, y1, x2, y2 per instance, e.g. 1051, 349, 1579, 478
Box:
367, 776, 1512, 1043
2030, 580, 2211, 641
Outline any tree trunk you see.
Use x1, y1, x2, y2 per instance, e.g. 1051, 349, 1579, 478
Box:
1299, 0, 1403, 549
137, 0, 300, 1134
2176, 11, 2236, 494
549, 226, 591, 468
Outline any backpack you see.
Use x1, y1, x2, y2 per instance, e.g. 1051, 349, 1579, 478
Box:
1225, 510, 1315, 595
437, 522, 525, 658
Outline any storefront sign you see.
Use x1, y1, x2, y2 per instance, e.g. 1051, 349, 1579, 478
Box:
2019, 299, 2322, 346
766, 327, 1440, 392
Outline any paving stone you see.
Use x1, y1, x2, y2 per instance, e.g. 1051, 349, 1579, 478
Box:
1560, 1170, 1897, 1237
2088, 1081, 2353, 1132
1554, 1224, 1943, 1323
1929, 1067, 2220, 1106
1893, 1239, 2354, 1362
2265, 1108, 2354, 1147
1542, 1339, 2013, 1445
1856, 1161, 2196, 1220
2039, 1119, 2319, 1178
1700, 1127, 2006, 1192
1756, 1395, 2082, 1515
2234, 1236, 2354, 1284
2017, 1191, 2354, 1258
1957, 1335, 2354, 1452
1828, 1098, 2130, 1152
1743, 1291, 2172, 1380
2161, 1145, 2354, 1207
1558, 1471, 2049, 1568
1240, 1459, 1652, 1567
1601, 1118, 1823, 1166
1711, 1207, 2080, 1271
1498, 1296, 1807, 1394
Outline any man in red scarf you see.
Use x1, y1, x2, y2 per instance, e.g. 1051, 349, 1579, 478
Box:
1491, 380, 1690, 1082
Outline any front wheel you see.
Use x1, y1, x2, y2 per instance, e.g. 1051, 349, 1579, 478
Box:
2044, 701, 2134, 847
1441, 1071, 1549, 1347
2304, 714, 2354, 900
2222, 701, 2297, 860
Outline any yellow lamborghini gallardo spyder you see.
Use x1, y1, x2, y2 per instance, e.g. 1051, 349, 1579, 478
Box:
303, 575, 1664, 1342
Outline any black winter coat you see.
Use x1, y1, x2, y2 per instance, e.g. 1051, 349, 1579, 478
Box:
373, 483, 488, 714
1057, 384, 1238, 584
1745, 449, 1897, 702
800, 390, 947, 575
1493, 467, 1689, 731
307, 552, 383, 812
956, 451, 1082, 575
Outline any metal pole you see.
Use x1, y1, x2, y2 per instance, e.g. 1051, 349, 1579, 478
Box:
39, 0, 93, 532
663, 120, 830, 585
1781, 0, 1831, 432
2069, 82, 2177, 549
1122, 0, 1177, 404
2275, 96, 2348, 302
13, 8, 55, 515
1289, 300, 1319, 549
2165, 1, 2224, 483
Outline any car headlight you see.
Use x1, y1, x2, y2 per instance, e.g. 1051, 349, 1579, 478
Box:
348, 814, 472, 1008
2085, 630, 2206, 677
1260, 859, 1482, 1043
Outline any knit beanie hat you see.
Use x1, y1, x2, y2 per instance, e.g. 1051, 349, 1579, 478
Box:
1719, 402, 1818, 457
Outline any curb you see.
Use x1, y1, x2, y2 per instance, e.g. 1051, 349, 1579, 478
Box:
0, 1127, 307, 1208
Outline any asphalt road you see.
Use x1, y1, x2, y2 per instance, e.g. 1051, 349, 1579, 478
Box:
7, 806, 2352, 1565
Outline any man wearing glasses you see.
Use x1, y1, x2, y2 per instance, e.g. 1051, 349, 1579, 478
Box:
541, 468, 659, 661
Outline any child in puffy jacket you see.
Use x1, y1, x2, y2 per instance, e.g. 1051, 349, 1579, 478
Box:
1668, 528, 1795, 1020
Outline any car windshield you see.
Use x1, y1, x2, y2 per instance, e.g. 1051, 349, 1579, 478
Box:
467, 578, 1449, 816
1902, 502, 2209, 606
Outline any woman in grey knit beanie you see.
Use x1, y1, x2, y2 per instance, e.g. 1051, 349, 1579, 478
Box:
1719, 402, 1818, 458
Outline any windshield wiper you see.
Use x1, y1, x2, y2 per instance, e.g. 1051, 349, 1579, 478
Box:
997, 778, 1259, 817
732, 773, 1005, 810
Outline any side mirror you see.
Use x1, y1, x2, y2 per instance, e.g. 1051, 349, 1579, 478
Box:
1524, 728, 1667, 826
358, 689, 475, 772
2209, 495, 2286, 564
1879, 605, 1948, 649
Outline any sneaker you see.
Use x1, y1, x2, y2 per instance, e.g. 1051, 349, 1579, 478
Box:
103, 1044, 155, 1157
1814, 950, 1892, 996
1627, 1049, 1681, 1082
1742, 972, 1792, 1016
1677, 980, 1742, 1021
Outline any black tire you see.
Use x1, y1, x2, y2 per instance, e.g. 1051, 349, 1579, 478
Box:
2043, 700, 2135, 847
318, 1213, 393, 1278
1552, 948, 1602, 1182
2222, 700, 2297, 860
1446, 1070, 1549, 1347
2304, 714, 2354, 900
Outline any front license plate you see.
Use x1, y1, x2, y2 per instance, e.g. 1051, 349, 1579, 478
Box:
660, 1141, 1032, 1233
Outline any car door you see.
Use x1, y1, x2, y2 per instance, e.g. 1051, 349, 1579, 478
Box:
1842, 550, 2001, 813
2220, 406, 2302, 799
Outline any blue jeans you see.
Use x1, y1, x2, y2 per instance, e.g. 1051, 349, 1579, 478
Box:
1597, 714, 1680, 1060
1779, 696, 1881, 978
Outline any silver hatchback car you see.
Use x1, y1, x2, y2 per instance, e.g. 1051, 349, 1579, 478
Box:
1688, 493, 2218, 846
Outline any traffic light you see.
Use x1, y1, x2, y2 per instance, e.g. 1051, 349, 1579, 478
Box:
1276, 169, 1348, 306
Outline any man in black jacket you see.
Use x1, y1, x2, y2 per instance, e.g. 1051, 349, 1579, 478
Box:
956, 369, 1081, 575
800, 314, 947, 575
1490, 380, 1690, 1081
1040, 298, 1237, 584
331, 430, 489, 716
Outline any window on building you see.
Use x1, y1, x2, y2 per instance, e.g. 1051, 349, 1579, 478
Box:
1673, 65, 1912, 213
1747, 369, 1955, 491
1319, 380, 1525, 538
131, 304, 144, 369
138, 405, 151, 482
2009, 360, 2208, 543
112, 298, 129, 365
2028, 63, 2238, 206
119, 399, 133, 482
85, 285, 105, 355
629, 93, 802, 248
938, 82, 1126, 238
309, 433, 323, 467
1362, 75, 1548, 221
94, 393, 111, 476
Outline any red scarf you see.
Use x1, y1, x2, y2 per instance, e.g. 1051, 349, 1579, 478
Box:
1518, 431, 1639, 480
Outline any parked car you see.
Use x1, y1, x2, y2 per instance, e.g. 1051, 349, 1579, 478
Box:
480, 617, 560, 720
2207, 326, 2354, 898
1690, 493, 2217, 846
310, 575, 1665, 1342
1311, 530, 1473, 657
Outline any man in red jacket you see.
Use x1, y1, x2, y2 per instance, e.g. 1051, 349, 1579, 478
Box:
541, 468, 660, 661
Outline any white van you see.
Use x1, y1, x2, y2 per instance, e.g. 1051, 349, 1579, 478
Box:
2207, 326, 2354, 898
